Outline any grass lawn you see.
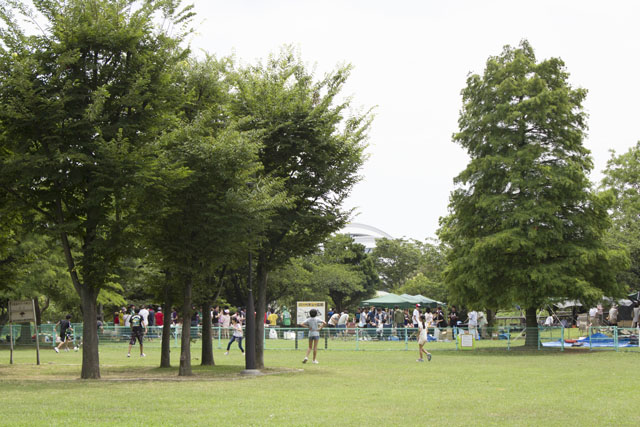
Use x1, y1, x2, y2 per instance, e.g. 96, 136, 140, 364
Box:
1, 343, 639, 426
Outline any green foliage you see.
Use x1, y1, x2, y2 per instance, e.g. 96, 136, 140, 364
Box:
266, 258, 314, 303
601, 142, 640, 291
398, 273, 447, 304
229, 47, 373, 268
0, 0, 192, 292
371, 238, 424, 290
439, 40, 628, 312
310, 234, 378, 310
0, 0, 194, 377
138, 55, 287, 283
268, 234, 378, 311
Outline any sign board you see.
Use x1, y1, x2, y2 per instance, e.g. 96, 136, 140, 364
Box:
296, 301, 326, 325
9, 300, 36, 322
458, 332, 474, 349
8, 299, 40, 366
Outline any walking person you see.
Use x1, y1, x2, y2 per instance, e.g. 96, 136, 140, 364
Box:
127, 308, 147, 357
300, 309, 326, 364
224, 317, 244, 355
417, 314, 432, 362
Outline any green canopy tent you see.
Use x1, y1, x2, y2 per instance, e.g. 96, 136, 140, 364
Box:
360, 293, 415, 309
400, 294, 445, 309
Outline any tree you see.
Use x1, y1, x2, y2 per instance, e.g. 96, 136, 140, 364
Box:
137, 56, 285, 375
141, 117, 275, 376
230, 49, 372, 368
0, 0, 192, 378
371, 238, 423, 290
399, 274, 448, 304
397, 239, 449, 303
438, 41, 628, 346
316, 234, 378, 310
601, 142, 640, 291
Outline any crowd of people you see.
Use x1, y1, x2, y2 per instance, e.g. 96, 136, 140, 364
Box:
50, 299, 640, 360
320, 304, 482, 341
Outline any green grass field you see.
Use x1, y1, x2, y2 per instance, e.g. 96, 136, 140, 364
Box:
1, 343, 639, 426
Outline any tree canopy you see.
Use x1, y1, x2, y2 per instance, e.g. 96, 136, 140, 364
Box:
601, 141, 640, 292
0, 0, 193, 378
438, 41, 628, 344
228, 49, 372, 368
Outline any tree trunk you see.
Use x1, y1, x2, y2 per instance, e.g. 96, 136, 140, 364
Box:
486, 309, 495, 328
16, 323, 31, 343
255, 253, 268, 369
178, 276, 193, 376
40, 297, 50, 317
58, 218, 100, 379
80, 286, 100, 379
160, 282, 172, 368
524, 306, 539, 348
201, 301, 214, 366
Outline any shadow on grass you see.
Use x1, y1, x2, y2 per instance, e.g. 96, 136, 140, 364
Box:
0, 361, 302, 383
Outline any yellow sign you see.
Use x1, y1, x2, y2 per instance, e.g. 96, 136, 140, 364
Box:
458, 332, 474, 350
296, 301, 326, 324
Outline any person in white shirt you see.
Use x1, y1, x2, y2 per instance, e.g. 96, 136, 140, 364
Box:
608, 305, 618, 327
139, 305, 150, 327
468, 310, 478, 339
412, 305, 421, 327
588, 307, 598, 326
544, 314, 554, 326
416, 314, 432, 362
337, 311, 349, 336
220, 309, 231, 338
358, 308, 368, 328
224, 317, 244, 355
632, 302, 640, 328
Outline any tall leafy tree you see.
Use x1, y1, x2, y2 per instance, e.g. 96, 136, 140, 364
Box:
308, 234, 378, 311
141, 119, 273, 376
230, 49, 372, 368
0, 0, 192, 378
438, 41, 628, 346
371, 238, 424, 290
601, 142, 640, 291
138, 57, 285, 376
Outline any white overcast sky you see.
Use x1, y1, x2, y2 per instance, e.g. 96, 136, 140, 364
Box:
188, 0, 640, 240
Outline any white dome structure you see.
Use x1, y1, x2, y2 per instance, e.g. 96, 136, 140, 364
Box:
340, 222, 393, 253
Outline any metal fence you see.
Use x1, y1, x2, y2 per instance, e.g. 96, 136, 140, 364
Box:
2, 323, 639, 352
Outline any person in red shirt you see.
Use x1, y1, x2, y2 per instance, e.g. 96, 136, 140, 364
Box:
155, 307, 164, 326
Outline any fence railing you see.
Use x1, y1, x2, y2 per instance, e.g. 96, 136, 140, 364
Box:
2, 323, 639, 352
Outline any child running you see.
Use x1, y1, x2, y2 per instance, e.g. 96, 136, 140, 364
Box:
417, 314, 432, 362
224, 317, 244, 355
300, 309, 326, 364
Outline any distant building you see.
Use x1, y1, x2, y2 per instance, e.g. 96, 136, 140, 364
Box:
340, 222, 393, 253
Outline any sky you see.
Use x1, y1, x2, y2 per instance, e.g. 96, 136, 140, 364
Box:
188, 0, 640, 241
